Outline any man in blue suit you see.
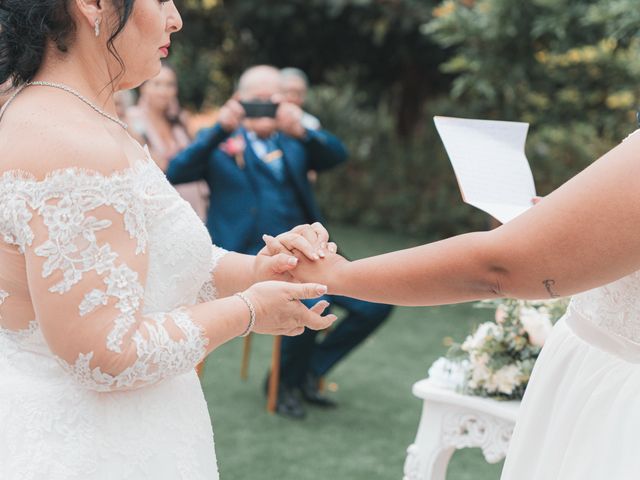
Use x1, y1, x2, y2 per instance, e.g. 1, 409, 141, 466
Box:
167, 65, 392, 419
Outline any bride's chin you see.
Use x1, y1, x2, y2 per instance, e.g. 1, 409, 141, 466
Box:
118, 63, 162, 90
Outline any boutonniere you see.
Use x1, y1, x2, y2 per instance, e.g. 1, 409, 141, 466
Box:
220, 135, 247, 169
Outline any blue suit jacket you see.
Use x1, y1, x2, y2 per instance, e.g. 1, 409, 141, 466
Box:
166, 124, 348, 252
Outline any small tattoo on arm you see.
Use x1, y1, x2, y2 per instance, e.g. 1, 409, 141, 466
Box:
543, 279, 560, 298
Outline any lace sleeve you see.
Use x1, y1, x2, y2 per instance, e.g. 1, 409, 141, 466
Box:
197, 245, 229, 303
14, 167, 209, 392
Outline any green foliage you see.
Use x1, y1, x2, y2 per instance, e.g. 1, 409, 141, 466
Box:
425, 0, 640, 188
307, 77, 491, 239
173, 0, 448, 134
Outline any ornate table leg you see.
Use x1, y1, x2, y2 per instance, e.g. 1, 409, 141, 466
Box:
404, 399, 514, 480
404, 401, 456, 480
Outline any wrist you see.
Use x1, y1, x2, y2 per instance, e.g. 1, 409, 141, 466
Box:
251, 256, 266, 284
234, 292, 256, 337
328, 257, 351, 296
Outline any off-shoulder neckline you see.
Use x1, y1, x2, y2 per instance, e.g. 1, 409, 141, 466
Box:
0, 145, 158, 184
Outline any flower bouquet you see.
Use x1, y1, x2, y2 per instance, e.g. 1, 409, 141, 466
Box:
428, 298, 570, 400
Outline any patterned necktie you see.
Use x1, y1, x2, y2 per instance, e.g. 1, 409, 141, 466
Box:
256, 137, 285, 181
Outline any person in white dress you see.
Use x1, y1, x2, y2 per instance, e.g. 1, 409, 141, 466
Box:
283, 125, 640, 477
0, 1, 339, 479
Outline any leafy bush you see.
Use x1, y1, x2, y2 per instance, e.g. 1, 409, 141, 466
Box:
311, 0, 640, 238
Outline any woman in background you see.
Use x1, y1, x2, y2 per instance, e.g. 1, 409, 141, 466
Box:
128, 62, 209, 219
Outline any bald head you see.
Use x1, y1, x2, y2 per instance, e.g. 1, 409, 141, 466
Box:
237, 65, 281, 100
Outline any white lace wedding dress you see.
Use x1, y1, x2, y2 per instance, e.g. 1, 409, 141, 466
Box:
501, 271, 640, 479
0, 134, 227, 478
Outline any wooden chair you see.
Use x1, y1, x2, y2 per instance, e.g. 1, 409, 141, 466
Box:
241, 333, 282, 413
241, 331, 329, 413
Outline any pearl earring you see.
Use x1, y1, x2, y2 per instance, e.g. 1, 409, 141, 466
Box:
94, 18, 101, 37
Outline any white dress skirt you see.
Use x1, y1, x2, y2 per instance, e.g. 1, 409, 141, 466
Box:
501, 270, 640, 479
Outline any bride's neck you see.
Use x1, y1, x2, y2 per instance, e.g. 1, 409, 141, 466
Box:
33, 42, 118, 115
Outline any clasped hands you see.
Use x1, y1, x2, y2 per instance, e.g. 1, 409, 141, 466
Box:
254, 222, 344, 288
242, 223, 346, 337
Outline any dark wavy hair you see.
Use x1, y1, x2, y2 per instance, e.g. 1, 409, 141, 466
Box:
0, 0, 135, 87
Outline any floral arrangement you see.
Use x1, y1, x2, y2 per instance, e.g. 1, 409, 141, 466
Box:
428, 298, 570, 400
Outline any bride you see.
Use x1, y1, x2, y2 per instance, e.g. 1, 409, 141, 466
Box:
284, 108, 640, 477
0, 0, 338, 478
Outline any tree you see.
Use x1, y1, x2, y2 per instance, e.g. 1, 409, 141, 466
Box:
173, 0, 449, 136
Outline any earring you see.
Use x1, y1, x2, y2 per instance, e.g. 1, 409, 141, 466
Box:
94, 18, 101, 37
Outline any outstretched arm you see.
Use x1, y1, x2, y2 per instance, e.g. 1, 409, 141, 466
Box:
298, 133, 640, 306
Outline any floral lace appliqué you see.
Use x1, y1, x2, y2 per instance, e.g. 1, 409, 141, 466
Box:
0, 163, 209, 391
197, 246, 229, 303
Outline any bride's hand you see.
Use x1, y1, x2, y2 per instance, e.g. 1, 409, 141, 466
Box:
242, 281, 338, 336
253, 223, 338, 282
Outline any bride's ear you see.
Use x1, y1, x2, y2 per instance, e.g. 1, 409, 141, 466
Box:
74, 0, 106, 32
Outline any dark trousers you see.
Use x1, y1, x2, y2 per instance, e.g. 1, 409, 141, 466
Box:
279, 295, 393, 387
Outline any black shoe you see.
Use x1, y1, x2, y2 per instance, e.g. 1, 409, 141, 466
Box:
299, 373, 338, 408
275, 385, 307, 419
263, 373, 307, 420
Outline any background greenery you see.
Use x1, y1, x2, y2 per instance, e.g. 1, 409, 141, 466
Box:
173, 0, 640, 239
202, 224, 502, 479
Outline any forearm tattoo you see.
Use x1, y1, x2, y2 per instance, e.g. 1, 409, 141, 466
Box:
543, 279, 560, 298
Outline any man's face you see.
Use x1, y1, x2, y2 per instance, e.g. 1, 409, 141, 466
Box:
282, 77, 307, 107
240, 76, 281, 138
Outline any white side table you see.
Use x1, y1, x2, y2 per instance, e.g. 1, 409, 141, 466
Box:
403, 379, 520, 480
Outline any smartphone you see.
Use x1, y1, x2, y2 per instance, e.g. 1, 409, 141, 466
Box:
240, 100, 279, 118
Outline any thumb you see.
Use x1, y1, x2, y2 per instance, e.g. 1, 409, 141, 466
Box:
288, 283, 328, 301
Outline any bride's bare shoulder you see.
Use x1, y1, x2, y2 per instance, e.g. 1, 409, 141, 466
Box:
0, 89, 129, 178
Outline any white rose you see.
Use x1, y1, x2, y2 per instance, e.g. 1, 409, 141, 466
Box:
428, 358, 469, 390
520, 307, 553, 347
469, 353, 492, 387
462, 322, 500, 351
495, 305, 508, 323
493, 364, 521, 395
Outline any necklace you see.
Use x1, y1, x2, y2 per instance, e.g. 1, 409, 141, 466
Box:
27, 81, 128, 130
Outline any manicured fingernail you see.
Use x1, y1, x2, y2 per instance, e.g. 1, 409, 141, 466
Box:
318, 250, 326, 258
316, 285, 328, 295
313, 254, 320, 260
288, 257, 298, 266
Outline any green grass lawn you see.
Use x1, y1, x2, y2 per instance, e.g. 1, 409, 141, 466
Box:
201, 224, 504, 480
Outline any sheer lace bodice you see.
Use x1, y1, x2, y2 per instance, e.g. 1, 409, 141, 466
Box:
569, 270, 640, 344
0, 148, 227, 391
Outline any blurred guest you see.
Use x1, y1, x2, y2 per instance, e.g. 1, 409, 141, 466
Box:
280, 67, 321, 131
167, 65, 392, 419
114, 89, 145, 145
128, 62, 209, 220
281, 68, 322, 182
114, 89, 136, 121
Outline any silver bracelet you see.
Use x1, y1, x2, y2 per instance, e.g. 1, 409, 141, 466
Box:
234, 292, 256, 337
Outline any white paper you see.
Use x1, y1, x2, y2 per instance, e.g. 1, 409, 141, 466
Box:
434, 116, 537, 224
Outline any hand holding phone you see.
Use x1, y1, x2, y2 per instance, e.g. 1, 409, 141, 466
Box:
218, 98, 245, 132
